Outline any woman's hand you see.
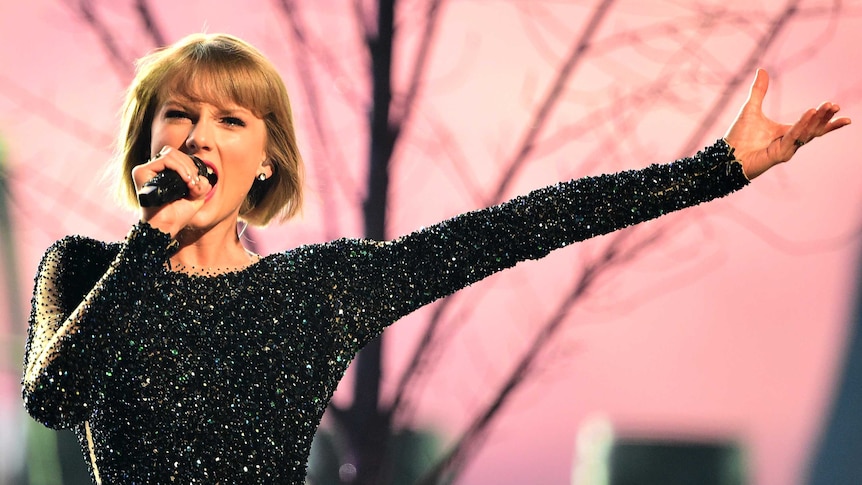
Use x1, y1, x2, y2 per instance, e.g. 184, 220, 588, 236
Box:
131, 146, 212, 237
724, 69, 851, 180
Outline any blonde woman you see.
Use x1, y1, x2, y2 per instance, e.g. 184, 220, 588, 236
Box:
22, 33, 849, 484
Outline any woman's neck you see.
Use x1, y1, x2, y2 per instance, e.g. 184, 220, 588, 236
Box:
169, 220, 255, 271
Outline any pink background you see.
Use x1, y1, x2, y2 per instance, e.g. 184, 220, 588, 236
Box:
1, 1, 862, 484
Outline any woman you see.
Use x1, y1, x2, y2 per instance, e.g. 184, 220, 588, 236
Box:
22, 33, 849, 484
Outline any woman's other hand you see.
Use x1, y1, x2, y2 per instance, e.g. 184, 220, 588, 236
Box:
724, 69, 851, 180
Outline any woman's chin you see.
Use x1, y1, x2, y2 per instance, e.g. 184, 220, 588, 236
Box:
184, 208, 242, 235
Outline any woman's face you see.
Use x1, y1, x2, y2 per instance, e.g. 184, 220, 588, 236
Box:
149, 94, 270, 231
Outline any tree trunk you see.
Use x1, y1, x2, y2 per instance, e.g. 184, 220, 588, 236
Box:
349, 1, 399, 484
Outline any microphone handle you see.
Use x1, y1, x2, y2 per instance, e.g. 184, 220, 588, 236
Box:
137, 169, 189, 207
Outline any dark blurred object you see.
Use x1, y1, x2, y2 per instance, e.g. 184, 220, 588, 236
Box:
609, 438, 746, 485
307, 426, 446, 485
20, 427, 90, 485
805, 251, 862, 485
56, 430, 91, 484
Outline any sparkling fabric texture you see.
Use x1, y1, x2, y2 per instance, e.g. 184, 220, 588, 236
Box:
23, 140, 747, 484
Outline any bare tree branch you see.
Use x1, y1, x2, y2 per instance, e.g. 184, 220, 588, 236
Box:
392, 26, 736, 418
63, 0, 135, 81
774, 1, 842, 71
416, 227, 665, 485
720, 203, 862, 256
523, 75, 676, 168
353, 0, 375, 43
680, 0, 802, 156
490, 0, 617, 202
412, 115, 487, 205
0, 74, 114, 148
389, 1, 619, 419
413, 3, 807, 481
391, 0, 447, 131
10, 171, 129, 238
275, 0, 368, 108
134, 0, 167, 47
274, 0, 363, 239
387, 83, 659, 422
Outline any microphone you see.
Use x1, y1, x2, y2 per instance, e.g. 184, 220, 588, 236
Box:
137, 155, 218, 208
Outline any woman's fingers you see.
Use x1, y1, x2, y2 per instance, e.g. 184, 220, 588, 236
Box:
809, 102, 839, 137
819, 104, 851, 136
133, 146, 206, 197
745, 68, 769, 112
158, 147, 200, 188
133, 146, 213, 235
786, 103, 850, 153
784, 108, 817, 151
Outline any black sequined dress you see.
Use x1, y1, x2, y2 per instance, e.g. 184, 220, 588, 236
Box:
23, 140, 748, 484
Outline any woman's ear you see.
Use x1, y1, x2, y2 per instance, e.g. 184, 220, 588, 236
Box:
259, 157, 274, 179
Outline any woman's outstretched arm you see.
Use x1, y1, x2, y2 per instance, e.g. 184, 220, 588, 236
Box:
321, 69, 850, 350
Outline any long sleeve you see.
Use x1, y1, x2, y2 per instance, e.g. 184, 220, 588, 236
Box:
317, 139, 748, 349
22, 222, 174, 429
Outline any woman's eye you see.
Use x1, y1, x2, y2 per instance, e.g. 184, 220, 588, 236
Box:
165, 110, 191, 120
222, 117, 246, 127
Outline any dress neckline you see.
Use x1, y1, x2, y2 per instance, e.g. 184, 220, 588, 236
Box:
165, 252, 265, 278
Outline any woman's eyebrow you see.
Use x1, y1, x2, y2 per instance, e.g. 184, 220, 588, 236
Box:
216, 106, 253, 116
161, 98, 192, 109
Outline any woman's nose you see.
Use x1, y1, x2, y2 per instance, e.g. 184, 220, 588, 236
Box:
185, 117, 212, 152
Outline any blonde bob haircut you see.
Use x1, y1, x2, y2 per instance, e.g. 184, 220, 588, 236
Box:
114, 33, 303, 226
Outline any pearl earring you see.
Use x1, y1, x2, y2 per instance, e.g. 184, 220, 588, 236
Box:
257, 174, 266, 182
